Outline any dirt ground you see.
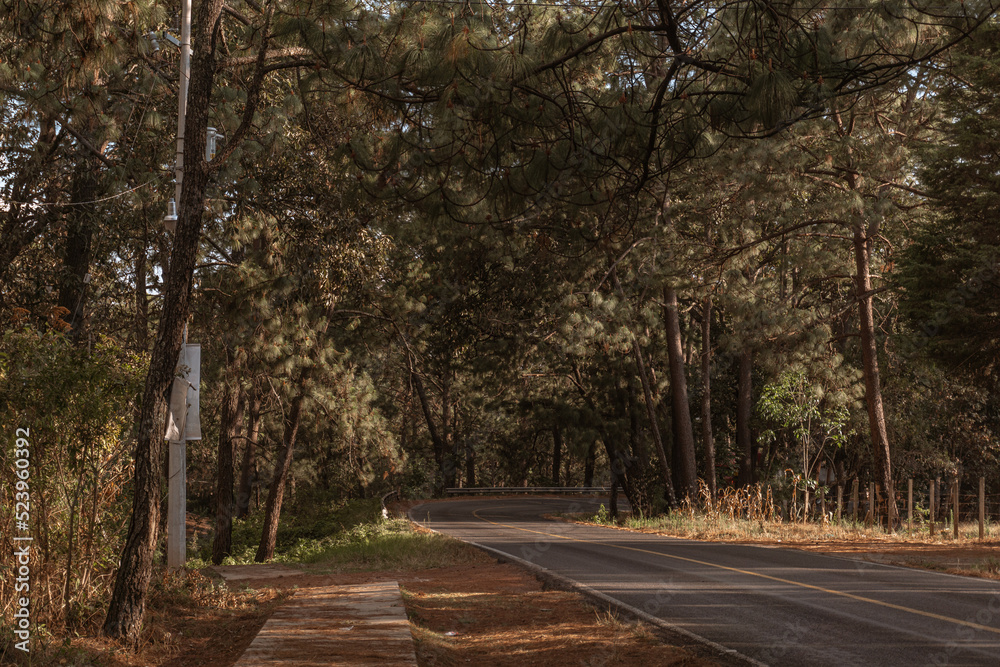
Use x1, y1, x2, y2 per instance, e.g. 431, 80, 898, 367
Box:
212, 549, 719, 667
24, 547, 718, 667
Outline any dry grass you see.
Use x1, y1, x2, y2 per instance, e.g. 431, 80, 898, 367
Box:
400, 558, 716, 667
569, 483, 1000, 582
0, 570, 287, 667
619, 512, 1000, 545
583, 482, 1000, 547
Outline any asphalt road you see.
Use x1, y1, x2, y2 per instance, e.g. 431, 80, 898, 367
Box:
409, 497, 1000, 666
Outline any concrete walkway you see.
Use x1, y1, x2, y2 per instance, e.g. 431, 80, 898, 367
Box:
232, 581, 418, 667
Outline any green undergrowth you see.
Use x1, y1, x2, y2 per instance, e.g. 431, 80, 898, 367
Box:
188, 496, 477, 571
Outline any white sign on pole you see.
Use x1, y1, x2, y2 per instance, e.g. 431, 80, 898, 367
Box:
165, 344, 201, 441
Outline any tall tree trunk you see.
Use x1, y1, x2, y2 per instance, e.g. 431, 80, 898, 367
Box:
609, 270, 677, 508
465, 437, 476, 488
570, 365, 648, 513
103, 0, 225, 642
625, 373, 648, 466
736, 349, 756, 486
552, 424, 563, 486
57, 165, 98, 341
664, 286, 698, 500
212, 382, 243, 565
701, 296, 716, 500
412, 370, 448, 495
853, 225, 898, 526
236, 393, 262, 520
256, 373, 310, 562
441, 371, 457, 488
584, 440, 596, 487
630, 337, 678, 509
133, 236, 149, 351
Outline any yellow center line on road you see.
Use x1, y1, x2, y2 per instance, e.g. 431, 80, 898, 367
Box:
471, 508, 1000, 637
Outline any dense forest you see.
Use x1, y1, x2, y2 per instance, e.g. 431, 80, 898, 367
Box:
1, 0, 998, 649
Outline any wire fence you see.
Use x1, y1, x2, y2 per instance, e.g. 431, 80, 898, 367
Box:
782, 477, 1000, 538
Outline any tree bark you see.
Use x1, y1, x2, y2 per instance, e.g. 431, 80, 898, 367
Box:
441, 371, 457, 488
256, 373, 310, 562
57, 165, 98, 341
133, 237, 149, 352
664, 286, 698, 500
552, 424, 563, 486
609, 270, 677, 508
236, 393, 262, 519
570, 364, 648, 513
464, 437, 476, 488
625, 373, 648, 466
736, 349, 756, 486
584, 440, 596, 487
701, 296, 716, 500
103, 0, 225, 643
853, 225, 898, 526
630, 336, 678, 509
411, 370, 449, 494
212, 382, 243, 564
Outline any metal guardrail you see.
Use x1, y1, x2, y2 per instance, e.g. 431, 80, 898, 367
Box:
444, 486, 610, 496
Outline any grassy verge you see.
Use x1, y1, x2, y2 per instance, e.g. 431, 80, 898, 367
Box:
288, 519, 482, 572
570, 504, 1000, 582
580, 504, 1000, 545
187, 495, 478, 571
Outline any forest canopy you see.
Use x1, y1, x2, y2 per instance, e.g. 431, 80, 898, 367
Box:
1, 0, 998, 648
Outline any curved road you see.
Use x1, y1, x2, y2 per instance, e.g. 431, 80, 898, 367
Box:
410, 497, 1000, 666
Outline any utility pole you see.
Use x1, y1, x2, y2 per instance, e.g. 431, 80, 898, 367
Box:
166, 0, 193, 570
163, 0, 191, 231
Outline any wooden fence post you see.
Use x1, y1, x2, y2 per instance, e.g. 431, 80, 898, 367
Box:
908, 478, 913, 532
930, 479, 936, 537
953, 479, 960, 540
867, 482, 875, 527
852, 479, 859, 523
837, 485, 843, 523
980, 477, 985, 541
